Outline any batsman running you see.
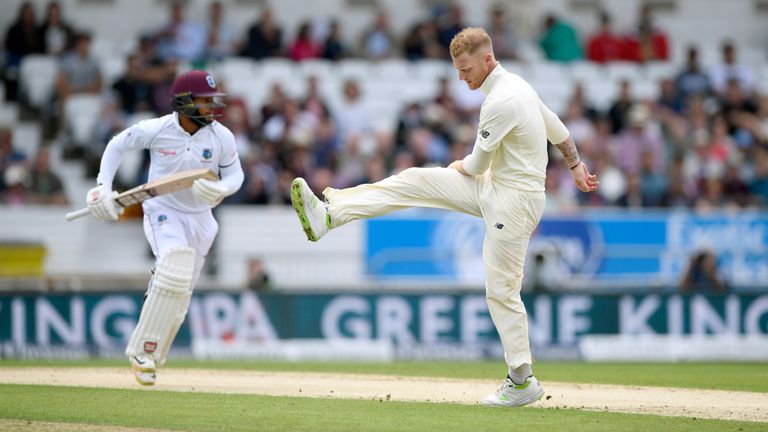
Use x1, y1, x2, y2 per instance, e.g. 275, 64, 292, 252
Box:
85, 70, 243, 385
291, 27, 598, 407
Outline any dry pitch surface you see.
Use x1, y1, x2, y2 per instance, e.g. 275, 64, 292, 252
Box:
1, 367, 766, 430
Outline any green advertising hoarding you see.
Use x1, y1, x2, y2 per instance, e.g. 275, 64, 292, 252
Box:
1, 292, 767, 359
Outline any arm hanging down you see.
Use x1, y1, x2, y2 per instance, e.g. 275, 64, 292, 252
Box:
539, 99, 599, 193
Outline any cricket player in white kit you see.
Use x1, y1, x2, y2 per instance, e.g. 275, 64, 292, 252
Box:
291, 28, 598, 406
85, 70, 244, 385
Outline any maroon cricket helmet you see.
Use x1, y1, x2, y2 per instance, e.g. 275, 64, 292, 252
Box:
171, 70, 226, 125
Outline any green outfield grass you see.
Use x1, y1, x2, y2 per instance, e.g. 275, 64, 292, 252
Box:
2, 359, 767, 392
0, 384, 764, 432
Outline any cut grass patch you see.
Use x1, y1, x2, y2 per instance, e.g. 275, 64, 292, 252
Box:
0, 384, 764, 432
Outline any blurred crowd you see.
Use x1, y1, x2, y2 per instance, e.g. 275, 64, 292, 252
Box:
1, 0, 768, 211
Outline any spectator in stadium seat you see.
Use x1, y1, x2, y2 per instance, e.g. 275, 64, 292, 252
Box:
721, 161, 751, 208
321, 20, 347, 61
623, 3, 669, 62
538, 14, 583, 62
154, 1, 206, 63
205, 1, 237, 61
1, 164, 30, 205
5, 2, 44, 63
361, 10, 394, 60
656, 78, 684, 114
663, 155, 694, 208
395, 102, 426, 149
246, 258, 272, 291
241, 8, 283, 59
259, 83, 288, 127
562, 101, 596, 153
55, 32, 102, 102
614, 104, 665, 175
586, 11, 624, 63
0, 128, 27, 193
403, 19, 443, 61
680, 250, 727, 293
488, 7, 519, 60
709, 41, 757, 97
694, 173, 728, 210
288, 21, 320, 62
567, 82, 598, 122
38, 1, 73, 57
263, 99, 318, 149
4, 1, 44, 101
437, 5, 466, 57
334, 80, 373, 142
25, 148, 68, 205
638, 150, 668, 207
616, 172, 644, 208
719, 79, 759, 144
607, 80, 634, 134
675, 46, 711, 103
112, 54, 156, 115
302, 75, 331, 123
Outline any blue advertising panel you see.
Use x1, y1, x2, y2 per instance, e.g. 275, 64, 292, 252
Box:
365, 210, 768, 288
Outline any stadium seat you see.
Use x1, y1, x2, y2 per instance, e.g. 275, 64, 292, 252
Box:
19, 55, 59, 110
527, 61, 567, 83
89, 37, 118, 61
583, 81, 616, 111
500, 61, 527, 77
99, 55, 127, 89
0, 103, 19, 127
12, 122, 42, 159
606, 62, 642, 83
259, 58, 299, 87
568, 61, 603, 84
296, 58, 333, 82
223, 79, 267, 117
213, 57, 257, 86
644, 61, 678, 82
63, 94, 102, 148
374, 58, 412, 81
337, 59, 372, 81
414, 59, 452, 81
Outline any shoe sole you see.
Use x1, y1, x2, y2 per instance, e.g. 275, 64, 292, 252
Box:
131, 358, 156, 386
133, 371, 156, 386
484, 387, 545, 407
290, 179, 318, 242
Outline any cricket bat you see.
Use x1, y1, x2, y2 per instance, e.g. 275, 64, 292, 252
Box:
65, 168, 218, 221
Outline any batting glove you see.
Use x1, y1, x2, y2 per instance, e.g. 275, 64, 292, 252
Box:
86, 184, 123, 221
192, 178, 228, 207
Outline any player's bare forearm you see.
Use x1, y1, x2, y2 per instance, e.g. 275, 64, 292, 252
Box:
553, 136, 581, 169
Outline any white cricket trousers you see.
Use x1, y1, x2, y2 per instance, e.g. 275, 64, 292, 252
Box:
141, 201, 219, 291
324, 167, 545, 368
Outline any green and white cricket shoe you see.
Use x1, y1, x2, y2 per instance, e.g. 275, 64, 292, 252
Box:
483, 376, 544, 407
130, 354, 157, 386
290, 177, 331, 242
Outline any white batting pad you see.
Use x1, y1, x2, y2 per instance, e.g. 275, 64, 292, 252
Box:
125, 246, 195, 363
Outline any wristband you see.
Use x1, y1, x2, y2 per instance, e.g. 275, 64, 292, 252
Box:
569, 160, 582, 170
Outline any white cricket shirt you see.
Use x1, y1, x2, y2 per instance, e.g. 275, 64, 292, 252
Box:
473, 63, 569, 192
97, 112, 240, 213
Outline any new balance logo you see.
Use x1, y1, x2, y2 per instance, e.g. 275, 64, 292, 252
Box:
480, 130, 490, 139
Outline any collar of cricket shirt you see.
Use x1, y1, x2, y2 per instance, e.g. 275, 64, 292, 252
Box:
480, 62, 504, 96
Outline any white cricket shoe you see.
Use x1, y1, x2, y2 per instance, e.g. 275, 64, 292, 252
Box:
483, 376, 544, 407
290, 177, 330, 242
130, 354, 157, 386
